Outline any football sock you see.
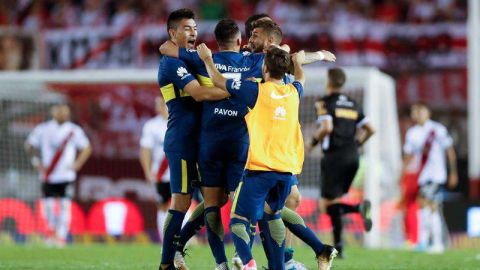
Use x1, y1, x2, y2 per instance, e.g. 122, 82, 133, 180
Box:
262, 212, 286, 270
431, 209, 443, 248
327, 204, 343, 251
258, 217, 274, 268
161, 210, 185, 265
204, 206, 227, 264
281, 207, 325, 255
230, 217, 253, 265
157, 209, 168, 242
176, 201, 205, 251
56, 198, 71, 242
419, 207, 432, 247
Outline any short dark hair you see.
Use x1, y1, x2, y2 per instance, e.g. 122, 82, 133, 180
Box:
411, 101, 430, 111
265, 46, 290, 80
328, 68, 346, 89
245, 13, 270, 39
214, 19, 240, 47
167, 9, 195, 37
252, 20, 282, 45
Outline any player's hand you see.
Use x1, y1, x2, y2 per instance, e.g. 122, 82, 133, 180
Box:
146, 172, 156, 184
245, 77, 257, 82
280, 44, 290, 53
158, 40, 175, 55
305, 143, 314, 155
196, 43, 212, 61
292, 50, 306, 65
447, 173, 458, 189
320, 50, 336, 62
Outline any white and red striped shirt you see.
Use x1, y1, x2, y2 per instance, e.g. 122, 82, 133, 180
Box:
27, 120, 90, 183
140, 116, 170, 183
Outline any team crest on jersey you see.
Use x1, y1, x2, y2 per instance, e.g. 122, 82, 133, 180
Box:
177, 67, 190, 79
274, 106, 287, 120
231, 79, 241, 90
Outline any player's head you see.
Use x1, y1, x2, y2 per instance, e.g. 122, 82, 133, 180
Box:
263, 46, 290, 80
245, 13, 271, 39
214, 19, 241, 51
326, 68, 346, 94
249, 20, 283, 53
155, 96, 168, 118
410, 101, 431, 124
167, 9, 197, 49
51, 104, 70, 123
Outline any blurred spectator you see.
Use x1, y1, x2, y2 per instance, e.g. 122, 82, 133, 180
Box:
408, 0, 437, 23
49, 0, 79, 28
1, 35, 23, 70
375, 0, 404, 23
110, 0, 137, 28
18, 0, 48, 31
139, 0, 168, 25
80, 0, 107, 27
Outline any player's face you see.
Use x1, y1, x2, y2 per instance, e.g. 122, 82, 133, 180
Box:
52, 105, 71, 123
172, 18, 197, 49
410, 105, 430, 124
249, 28, 269, 53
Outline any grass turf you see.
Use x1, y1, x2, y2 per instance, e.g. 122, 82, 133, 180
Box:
0, 244, 479, 270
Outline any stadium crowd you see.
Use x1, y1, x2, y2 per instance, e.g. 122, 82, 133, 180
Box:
0, 0, 467, 30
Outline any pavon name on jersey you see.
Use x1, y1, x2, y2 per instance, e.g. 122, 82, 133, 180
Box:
214, 108, 239, 116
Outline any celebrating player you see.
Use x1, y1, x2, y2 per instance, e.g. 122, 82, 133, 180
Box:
402, 102, 458, 253
25, 104, 92, 247
157, 9, 229, 270
139, 97, 171, 242
197, 43, 337, 270
307, 68, 375, 258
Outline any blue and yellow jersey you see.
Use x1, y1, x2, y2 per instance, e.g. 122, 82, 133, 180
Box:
225, 78, 305, 174
158, 55, 201, 153
179, 49, 264, 144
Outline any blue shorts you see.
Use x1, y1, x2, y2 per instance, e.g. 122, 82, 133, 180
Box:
165, 151, 199, 194
231, 170, 293, 222
290, 175, 299, 186
198, 142, 248, 192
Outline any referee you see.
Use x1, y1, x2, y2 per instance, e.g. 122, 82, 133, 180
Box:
308, 68, 375, 258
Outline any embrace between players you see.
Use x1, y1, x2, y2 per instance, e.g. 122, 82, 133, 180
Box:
157, 8, 373, 270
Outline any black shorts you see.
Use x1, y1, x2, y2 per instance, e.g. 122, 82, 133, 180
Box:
156, 182, 172, 204
320, 149, 359, 200
42, 182, 74, 198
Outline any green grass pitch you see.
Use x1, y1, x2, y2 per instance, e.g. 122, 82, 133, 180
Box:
0, 244, 479, 270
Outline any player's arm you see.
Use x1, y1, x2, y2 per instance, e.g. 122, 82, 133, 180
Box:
304, 50, 336, 64
196, 43, 228, 91
24, 142, 43, 171
446, 144, 458, 189
356, 122, 375, 146
291, 51, 306, 86
140, 147, 154, 182
159, 40, 179, 58
184, 80, 230, 101
72, 144, 92, 172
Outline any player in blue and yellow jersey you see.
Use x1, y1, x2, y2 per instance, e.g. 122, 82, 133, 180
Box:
160, 19, 264, 270
157, 9, 229, 270
196, 44, 338, 270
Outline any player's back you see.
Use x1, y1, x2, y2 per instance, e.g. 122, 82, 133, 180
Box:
191, 51, 264, 144
320, 93, 365, 152
158, 55, 201, 153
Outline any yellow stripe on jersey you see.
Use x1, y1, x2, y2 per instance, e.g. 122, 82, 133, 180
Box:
197, 75, 214, 87
181, 159, 188, 193
335, 108, 358, 120
160, 83, 192, 103
231, 182, 244, 214
160, 84, 176, 102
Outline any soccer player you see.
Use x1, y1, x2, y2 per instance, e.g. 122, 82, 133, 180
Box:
140, 97, 171, 242
246, 18, 335, 270
25, 104, 92, 247
197, 43, 337, 270
402, 102, 458, 253
157, 9, 229, 270
307, 68, 375, 258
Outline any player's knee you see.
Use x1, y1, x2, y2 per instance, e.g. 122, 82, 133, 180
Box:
170, 194, 192, 212
286, 188, 301, 209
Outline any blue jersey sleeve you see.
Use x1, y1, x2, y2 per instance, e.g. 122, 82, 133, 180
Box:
292, 81, 304, 97
159, 57, 196, 89
226, 79, 259, 108
179, 48, 204, 71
